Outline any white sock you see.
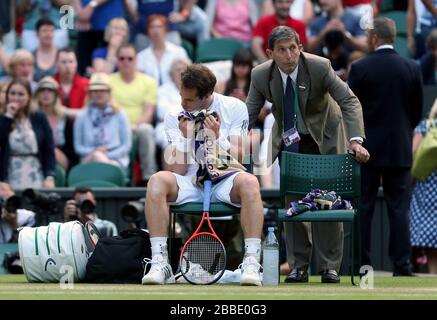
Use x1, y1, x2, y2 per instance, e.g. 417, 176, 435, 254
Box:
150, 237, 168, 261
244, 238, 261, 261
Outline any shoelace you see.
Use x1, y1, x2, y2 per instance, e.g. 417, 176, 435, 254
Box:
143, 256, 167, 276
238, 257, 262, 275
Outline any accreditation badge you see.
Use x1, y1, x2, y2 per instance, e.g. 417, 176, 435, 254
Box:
282, 127, 301, 147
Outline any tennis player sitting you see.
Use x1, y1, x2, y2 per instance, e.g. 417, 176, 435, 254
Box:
141, 64, 264, 286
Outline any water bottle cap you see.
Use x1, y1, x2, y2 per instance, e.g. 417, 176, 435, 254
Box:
268, 227, 274, 232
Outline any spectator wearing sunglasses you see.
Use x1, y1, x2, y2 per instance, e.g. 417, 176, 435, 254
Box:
109, 44, 158, 183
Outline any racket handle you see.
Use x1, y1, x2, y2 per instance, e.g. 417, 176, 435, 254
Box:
203, 180, 212, 212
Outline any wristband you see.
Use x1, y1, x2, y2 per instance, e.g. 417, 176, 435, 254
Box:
350, 137, 363, 144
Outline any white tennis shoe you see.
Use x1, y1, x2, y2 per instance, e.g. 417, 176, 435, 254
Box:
141, 255, 175, 285
239, 256, 262, 286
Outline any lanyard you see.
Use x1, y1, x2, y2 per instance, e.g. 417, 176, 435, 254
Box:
293, 80, 298, 127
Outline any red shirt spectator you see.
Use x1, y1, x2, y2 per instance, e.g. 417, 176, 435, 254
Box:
342, 0, 379, 18
253, 15, 307, 53
54, 73, 89, 110
54, 48, 89, 113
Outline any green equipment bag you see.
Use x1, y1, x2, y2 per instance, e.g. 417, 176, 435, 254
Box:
412, 119, 437, 181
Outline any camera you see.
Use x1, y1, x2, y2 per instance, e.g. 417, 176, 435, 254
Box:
121, 198, 145, 225
0, 196, 22, 214
22, 188, 63, 216
76, 199, 96, 215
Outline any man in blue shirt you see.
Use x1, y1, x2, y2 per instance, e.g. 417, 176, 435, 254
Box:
307, 0, 367, 54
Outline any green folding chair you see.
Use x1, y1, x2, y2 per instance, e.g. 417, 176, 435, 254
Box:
68, 180, 119, 188
195, 38, 244, 63
55, 164, 66, 187
394, 36, 410, 58
67, 162, 126, 187
380, 0, 394, 12
277, 152, 361, 285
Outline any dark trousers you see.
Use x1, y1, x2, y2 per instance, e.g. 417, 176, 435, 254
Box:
360, 166, 412, 273
282, 134, 344, 273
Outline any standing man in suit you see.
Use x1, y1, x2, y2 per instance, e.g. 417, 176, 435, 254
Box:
348, 17, 423, 276
246, 26, 369, 283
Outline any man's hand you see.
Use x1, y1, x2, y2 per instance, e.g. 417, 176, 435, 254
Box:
1, 209, 18, 229
204, 114, 221, 141
169, 11, 187, 23
348, 141, 370, 163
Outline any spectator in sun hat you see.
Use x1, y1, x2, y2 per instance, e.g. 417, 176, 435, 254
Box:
74, 72, 132, 171
35, 76, 78, 172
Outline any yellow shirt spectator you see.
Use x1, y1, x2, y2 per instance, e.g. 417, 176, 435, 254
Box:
109, 72, 157, 125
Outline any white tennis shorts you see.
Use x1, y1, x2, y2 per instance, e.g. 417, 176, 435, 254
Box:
170, 172, 244, 207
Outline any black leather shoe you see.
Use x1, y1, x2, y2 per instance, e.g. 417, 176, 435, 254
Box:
285, 268, 308, 283
393, 270, 414, 276
321, 270, 340, 283
393, 264, 414, 276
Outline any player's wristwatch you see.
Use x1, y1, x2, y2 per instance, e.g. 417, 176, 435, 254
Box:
88, 0, 98, 8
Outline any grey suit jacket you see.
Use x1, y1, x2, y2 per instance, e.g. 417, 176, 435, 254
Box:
246, 52, 365, 164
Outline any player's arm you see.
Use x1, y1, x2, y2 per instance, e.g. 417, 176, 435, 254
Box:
164, 115, 193, 175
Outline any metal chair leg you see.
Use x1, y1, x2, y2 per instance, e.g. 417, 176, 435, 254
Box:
350, 220, 358, 286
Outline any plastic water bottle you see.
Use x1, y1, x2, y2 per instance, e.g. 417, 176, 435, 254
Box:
262, 227, 279, 286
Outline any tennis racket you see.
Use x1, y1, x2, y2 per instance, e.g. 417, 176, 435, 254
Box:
179, 180, 226, 285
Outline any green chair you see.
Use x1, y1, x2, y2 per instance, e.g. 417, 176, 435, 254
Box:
55, 164, 66, 187
394, 36, 410, 58
168, 155, 253, 259
380, 0, 394, 12
277, 152, 361, 285
168, 193, 243, 267
181, 38, 195, 62
381, 10, 407, 36
195, 38, 244, 63
67, 162, 126, 187
68, 180, 119, 188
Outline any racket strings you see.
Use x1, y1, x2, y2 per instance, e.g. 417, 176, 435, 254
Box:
181, 234, 226, 284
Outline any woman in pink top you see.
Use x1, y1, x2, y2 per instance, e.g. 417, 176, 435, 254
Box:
205, 0, 260, 45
